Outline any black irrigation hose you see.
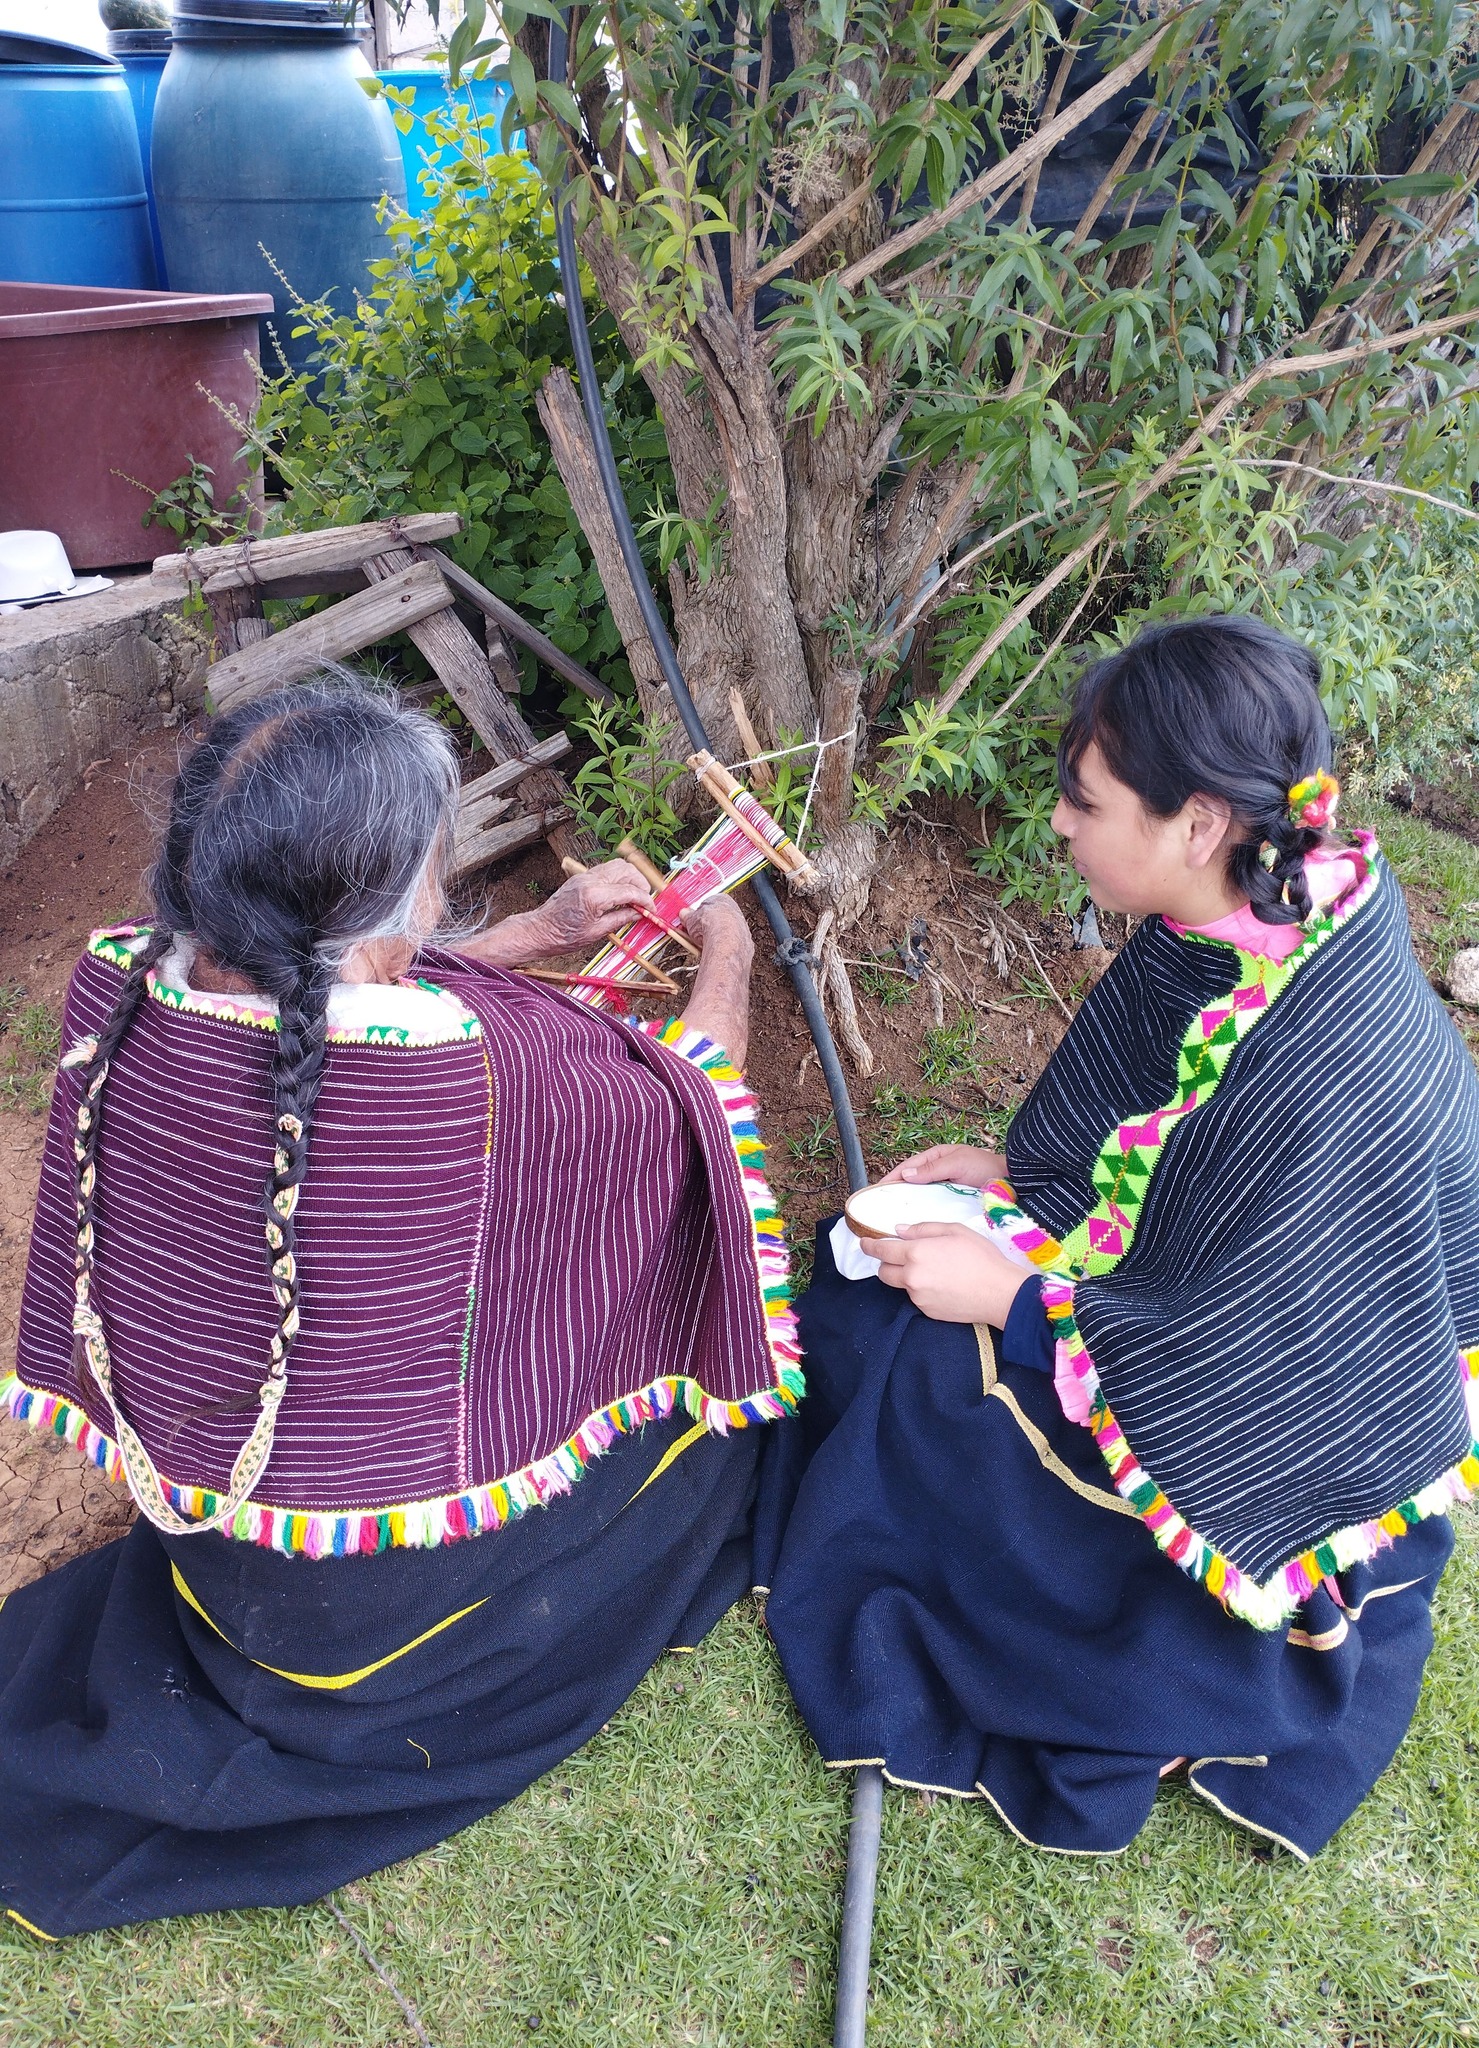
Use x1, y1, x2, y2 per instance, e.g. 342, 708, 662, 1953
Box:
545, 25, 882, 2039
546, 16, 867, 1198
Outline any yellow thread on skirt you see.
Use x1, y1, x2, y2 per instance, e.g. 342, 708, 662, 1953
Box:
623, 1419, 710, 1509
6, 1908, 59, 1942
170, 1562, 488, 1691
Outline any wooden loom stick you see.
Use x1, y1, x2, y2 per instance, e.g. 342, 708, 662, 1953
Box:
604, 927, 681, 992
514, 965, 670, 995
727, 690, 773, 791
615, 836, 667, 893
685, 752, 817, 881
616, 840, 702, 959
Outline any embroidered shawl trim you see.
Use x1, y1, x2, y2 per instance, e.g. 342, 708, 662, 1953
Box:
3, 1022, 800, 1557
88, 926, 481, 1047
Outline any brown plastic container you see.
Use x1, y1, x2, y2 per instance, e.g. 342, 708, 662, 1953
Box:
0, 279, 274, 569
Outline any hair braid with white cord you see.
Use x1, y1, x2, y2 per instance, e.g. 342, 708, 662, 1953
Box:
66, 673, 459, 1532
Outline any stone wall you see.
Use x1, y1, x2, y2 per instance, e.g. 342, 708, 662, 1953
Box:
0, 577, 210, 871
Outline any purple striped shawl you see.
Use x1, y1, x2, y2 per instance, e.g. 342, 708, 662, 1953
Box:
11, 934, 799, 1552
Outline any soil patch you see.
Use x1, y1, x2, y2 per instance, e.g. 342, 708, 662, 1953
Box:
1390, 769, 1479, 849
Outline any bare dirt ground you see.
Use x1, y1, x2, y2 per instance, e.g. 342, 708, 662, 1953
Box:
2, 735, 1470, 1604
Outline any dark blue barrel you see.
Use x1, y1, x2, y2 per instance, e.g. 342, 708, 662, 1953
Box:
0, 35, 157, 289
150, 0, 407, 378
108, 28, 172, 288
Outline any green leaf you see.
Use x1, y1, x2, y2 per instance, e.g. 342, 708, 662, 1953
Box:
537, 79, 583, 130
508, 42, 539, 118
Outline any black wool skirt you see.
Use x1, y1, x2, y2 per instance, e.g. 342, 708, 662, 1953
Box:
758, 1223, 1454, 1860
0, 1412, 760, 1938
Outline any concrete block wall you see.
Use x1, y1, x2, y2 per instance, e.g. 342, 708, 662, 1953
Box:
0, 578, 210, 871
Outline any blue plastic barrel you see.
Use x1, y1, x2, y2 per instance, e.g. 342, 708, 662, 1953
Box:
150, 0, 407, 378
0, 45, 157, 289
108, 30, 171, 288
376, 66, 516, 216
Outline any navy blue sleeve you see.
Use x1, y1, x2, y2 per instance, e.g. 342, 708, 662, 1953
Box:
1000, 1274, 1053, 1374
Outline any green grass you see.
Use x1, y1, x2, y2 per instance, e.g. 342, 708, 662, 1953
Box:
4, 1518, 1478, 2047
868, 1080, 1014, 1157
1370, 800, 1479, 976
0, 988, 59, 1116
853, 957, 917, 1008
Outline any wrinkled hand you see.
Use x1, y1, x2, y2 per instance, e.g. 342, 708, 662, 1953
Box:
533, 860, 654, 953
680, 893, 754, 958
857, 1221, 1031, 1325
877, 1143, 1008, 1189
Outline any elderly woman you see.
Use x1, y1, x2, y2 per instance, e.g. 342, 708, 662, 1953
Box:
0, 679, 796, 1941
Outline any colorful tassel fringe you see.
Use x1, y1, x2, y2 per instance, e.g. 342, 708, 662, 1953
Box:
2, 1014, 801, 1558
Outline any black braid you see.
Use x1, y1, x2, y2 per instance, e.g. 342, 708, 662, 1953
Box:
71, 928, 174, 1396
1231, 815, 1323, 926
72, 676, 458, 1459
261, 958, 334, 1375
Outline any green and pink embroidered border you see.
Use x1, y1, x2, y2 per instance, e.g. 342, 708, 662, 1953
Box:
1062, 833, 1377, 1276
89, 926, 483, 1048
982, 839, 1479, 1630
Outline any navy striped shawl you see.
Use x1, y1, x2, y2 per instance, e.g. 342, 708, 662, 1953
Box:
997, 850, 1479, 1627
8, 933, 799, 1556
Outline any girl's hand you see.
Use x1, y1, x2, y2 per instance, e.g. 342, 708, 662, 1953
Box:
877, 1143, 1008, 1189
857, 1223, 1031, 1325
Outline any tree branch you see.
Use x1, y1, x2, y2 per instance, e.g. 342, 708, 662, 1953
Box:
738, 183, 875, 307
838, 12, 1187, 292
1016, 12, 1091, 229
1244, 458, 1479, 523
927, 303, 1479, 719
933, 3, 1030, 107
1306, 96, 1479, 340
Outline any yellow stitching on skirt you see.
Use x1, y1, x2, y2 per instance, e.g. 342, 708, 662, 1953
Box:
171, 1562, 488, 1691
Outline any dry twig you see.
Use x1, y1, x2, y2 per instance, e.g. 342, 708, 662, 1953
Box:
327, 1900, 438, 2048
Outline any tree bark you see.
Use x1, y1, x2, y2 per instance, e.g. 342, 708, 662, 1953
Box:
535, 369, 677, 739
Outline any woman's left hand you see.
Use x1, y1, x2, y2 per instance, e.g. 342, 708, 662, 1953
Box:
530, 860, 655, 952
858, 1222, 1033, 1325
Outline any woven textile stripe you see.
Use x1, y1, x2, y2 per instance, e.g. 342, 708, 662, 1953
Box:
574, 790, 800, 1007
10, 934, 798, 1555
989, 847, 1479, 1627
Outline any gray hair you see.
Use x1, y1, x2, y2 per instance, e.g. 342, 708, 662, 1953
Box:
69, 673, 464, 1461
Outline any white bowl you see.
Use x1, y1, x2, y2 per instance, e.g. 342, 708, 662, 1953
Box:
842, 1180, 985, 1240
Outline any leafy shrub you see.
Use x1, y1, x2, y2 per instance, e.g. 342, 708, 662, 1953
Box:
140, 457, 253, 549
871, 462, 1479, 908
250, 101, 672, 701
568, 700, 687, 859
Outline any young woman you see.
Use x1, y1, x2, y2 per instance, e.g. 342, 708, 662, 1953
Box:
0, 677, 796, 1940
762, 614, 1479, 1859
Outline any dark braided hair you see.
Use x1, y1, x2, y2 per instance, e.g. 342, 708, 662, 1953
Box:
68, 675, 458, 1530
1058, 614, 1334, 925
